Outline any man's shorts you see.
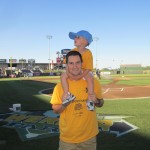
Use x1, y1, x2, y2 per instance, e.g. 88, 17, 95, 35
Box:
59, 136, 96, 150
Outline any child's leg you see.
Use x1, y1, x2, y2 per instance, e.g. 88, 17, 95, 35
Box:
60, 72, 76, 102
85, 72, 96, 101
60, 72, 69, 100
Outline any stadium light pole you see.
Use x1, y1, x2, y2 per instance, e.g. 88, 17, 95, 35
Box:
21, 58, 24, 69
46, 35, 53, 70
93, 37, 99, 69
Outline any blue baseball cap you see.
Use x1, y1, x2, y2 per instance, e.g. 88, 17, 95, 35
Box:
69, 30, 93, 45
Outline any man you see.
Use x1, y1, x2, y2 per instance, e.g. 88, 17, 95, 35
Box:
96, 69, 101, 80
50, 51, 104, 150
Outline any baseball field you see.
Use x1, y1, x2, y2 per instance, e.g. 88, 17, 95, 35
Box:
0, 74, 150, 150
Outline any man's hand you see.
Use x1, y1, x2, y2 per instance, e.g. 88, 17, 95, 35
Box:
62, 100, 73, 107
94, 99, 104, 107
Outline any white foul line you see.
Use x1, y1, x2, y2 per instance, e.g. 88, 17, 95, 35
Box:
103, 88, 110, 94
103, 88, 124, 94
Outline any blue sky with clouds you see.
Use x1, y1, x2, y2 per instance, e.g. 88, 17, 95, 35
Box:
0, 0, 150, 69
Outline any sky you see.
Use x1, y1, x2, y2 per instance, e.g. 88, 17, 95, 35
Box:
0, 0, 150, 69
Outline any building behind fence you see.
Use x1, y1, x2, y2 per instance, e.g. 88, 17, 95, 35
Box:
120, 64, 143, 74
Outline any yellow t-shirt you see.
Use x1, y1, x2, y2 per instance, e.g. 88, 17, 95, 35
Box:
50, 78, 103, 143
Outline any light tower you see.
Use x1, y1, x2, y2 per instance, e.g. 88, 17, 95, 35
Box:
93, 37, 99, 69
46, 35, 53, 70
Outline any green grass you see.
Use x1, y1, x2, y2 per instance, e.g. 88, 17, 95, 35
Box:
98, 79, 113, 85
102, 74, 150, 86
117, 78, 150, 85
0, 76, 150, 150
112, 74, 150, 77
0, 78, 56, 112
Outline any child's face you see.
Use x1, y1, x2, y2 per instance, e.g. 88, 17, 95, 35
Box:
74, 36, 88, 47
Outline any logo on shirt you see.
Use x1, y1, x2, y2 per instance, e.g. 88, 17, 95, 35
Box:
74, 103, 82, 110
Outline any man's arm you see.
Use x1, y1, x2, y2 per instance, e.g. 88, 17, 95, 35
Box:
52, 97, 74, 114
52, 104, 66, 114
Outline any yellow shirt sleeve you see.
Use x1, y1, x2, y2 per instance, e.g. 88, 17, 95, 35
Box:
50, 83, 63, 105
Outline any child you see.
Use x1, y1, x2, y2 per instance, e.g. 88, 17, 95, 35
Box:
61, 30, 95, 105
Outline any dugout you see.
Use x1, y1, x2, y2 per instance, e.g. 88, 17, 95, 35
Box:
120, 64, 143, 74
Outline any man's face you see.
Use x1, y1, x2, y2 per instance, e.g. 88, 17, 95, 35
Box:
67, 55, 82, 76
